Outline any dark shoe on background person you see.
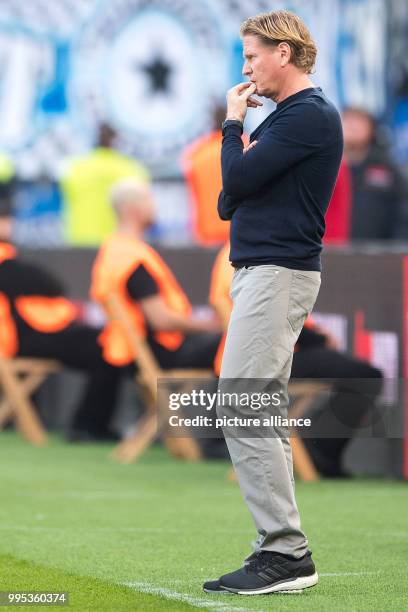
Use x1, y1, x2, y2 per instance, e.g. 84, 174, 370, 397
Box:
203, 550, 318, 595
302, 438, 351, 478
199, 437, 230, 460
66, 429, 121, 443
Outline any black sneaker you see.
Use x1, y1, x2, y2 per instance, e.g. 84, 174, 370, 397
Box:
202, 580, 231, 594
203, 550, 318, 595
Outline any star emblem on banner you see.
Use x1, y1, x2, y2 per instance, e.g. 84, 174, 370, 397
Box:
139, 55, 172, 94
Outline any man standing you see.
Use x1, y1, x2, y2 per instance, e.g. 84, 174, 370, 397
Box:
204, 11, 343, 595
342, 107, 408, 240
61, 123, 149, 246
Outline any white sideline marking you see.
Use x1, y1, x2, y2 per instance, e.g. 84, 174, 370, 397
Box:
0, 526, 252, 535
377, 531, 408, 539
122, 581, 259, 612
14, 490, 239, 501
120, 573, 377, 611
320, 572, 378, 577
15, 490, 156, 500
329, 528, 408, 540
0, 526, 178, 533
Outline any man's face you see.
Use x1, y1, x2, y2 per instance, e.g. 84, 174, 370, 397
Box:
242, 35, 284, 100
342, 112, 374, 151
0, 217, 12, 242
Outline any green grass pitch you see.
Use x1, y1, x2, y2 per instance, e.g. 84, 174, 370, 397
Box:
0, 432, 407, 611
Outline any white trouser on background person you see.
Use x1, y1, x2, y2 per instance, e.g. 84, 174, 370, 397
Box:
218, 264, 321, 558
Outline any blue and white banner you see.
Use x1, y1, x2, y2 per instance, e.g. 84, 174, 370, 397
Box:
0, 0, 400, 179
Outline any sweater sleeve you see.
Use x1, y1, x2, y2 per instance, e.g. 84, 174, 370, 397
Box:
217, 190, 240, 221
221, 103, 325, 200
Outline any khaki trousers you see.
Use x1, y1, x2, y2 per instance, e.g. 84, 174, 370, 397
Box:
218, 264, 321, 558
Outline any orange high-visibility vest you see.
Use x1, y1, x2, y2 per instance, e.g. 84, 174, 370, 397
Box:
209, 242, 232, 309
0, 242, 77, 357
209, 242, 316, 375
183, 131, 230, 246
209, 242, 232, 376
91, 234, 192, 366
0, 293, 17, 357
0, 241, 16, 264
14, 297, 77, 333
213, 334, 226, 377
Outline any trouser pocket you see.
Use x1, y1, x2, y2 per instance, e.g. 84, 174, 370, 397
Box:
287, 270, 321, 335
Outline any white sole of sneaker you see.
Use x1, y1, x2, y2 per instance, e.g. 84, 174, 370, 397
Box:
228, 572, 319, 595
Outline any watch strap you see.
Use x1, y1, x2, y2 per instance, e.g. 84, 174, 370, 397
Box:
222, 119, 243, 136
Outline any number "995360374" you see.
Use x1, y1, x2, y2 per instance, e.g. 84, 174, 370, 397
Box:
0, 592, 68, 606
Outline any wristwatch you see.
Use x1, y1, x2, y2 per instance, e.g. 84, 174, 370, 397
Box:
221, 119, 243, 136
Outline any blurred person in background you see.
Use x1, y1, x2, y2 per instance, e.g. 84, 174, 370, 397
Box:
0, 192, 121, 442
182, 105, 235, 246
90, 178, 221, 370
323, 159, 352, 245
210, 242, 383, 478
0, 153, 15, 215
71, 179, 222, 439
342, 107, 408, 240
61, 122, 150, 245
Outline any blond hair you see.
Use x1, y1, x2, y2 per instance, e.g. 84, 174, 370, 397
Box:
240, 10, 317, 74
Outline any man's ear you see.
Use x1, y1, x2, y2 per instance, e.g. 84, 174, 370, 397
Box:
278, 42, 291, 67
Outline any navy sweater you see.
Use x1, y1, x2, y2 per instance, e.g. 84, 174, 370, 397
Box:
218, 87, 343, 271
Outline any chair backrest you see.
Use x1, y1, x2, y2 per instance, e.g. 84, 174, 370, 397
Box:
104, 293, 162, 401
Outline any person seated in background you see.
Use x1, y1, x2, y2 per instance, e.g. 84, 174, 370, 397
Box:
90, 178, 221, 368
0, 198, 121, 442
341, 107, 408, 241
67, 179, 222, 438
61, 122, 150, 246
209, 242, 383, 478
